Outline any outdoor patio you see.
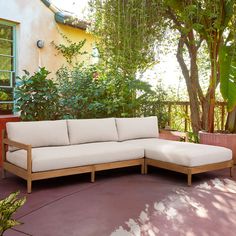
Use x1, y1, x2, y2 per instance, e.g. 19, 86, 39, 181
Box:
1, 166, 236, 236
1, 1, 236, 236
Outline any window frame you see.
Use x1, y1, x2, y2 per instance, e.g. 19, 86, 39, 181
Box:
0, 20, 17, 110
0, 20, 16, 88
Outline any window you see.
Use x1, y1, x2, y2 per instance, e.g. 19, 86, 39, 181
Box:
0, 21, 16, 115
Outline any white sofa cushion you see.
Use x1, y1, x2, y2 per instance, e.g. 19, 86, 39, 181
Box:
116, 117, 159, 141
125, 138, 232, 167
7, 120, 69, 151
67, 118, 118, 144
6, 142, 144, 172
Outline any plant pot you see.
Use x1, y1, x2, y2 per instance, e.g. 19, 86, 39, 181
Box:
199, 131, 236, 164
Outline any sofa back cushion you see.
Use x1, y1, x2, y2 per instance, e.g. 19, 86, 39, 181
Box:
67, 118, 118, 145
116, 116, 159, 141
7, 120, 70, 151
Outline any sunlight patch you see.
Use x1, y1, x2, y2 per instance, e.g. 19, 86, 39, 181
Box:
224, 178, 236, 193
195, 182, 212, 190
212, 178, 225, 191
110, 178, 236, 236
165, 207, 178, 220
110, 227, 133, 236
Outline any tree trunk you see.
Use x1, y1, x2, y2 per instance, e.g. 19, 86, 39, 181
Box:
207, 30, 221, 132
201, 98, 210, 131
176, 38, 201, 134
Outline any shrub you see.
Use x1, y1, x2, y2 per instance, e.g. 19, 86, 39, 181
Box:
56, 64, 169, 127
141, 84, 169, 129
56, 64, 151, 118
57, 64, 107, 119
15, 68, 59, 121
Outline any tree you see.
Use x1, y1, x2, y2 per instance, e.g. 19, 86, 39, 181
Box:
149, 0, 236, 133
89, 0, 164, 77
90, 0, 236, 134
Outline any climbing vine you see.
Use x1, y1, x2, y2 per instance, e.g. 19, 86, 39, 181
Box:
51, 33, 87, 65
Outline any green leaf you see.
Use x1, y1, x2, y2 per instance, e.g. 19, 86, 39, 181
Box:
0, 191, 26, 235
219, 45, 236, 111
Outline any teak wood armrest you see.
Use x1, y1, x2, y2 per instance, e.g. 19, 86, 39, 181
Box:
2, 138, 32, 176
3, 138, 31, 150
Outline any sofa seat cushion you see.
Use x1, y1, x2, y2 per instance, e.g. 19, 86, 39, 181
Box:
115, 117, 159, 141
6, 142, 144, 172
7, 120, 69, 151
67, 118, 118, 145
124, 138, 232, 167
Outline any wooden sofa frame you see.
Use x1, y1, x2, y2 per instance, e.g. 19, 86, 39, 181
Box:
1, 131, 145, 193
144, 158, 234, 186
1, 130, 234, 193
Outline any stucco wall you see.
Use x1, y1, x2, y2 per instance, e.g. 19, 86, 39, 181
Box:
0, 0, 94, 79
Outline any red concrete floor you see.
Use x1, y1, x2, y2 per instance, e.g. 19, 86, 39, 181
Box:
0, 167, 236, 236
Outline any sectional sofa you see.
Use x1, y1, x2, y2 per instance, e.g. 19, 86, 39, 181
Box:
1, 117, 234, 193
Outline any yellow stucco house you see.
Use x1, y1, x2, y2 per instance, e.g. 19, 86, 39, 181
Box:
0, 0, 95, 114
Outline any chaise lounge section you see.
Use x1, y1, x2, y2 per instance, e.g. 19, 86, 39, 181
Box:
1, 117, 234, 193
125, 138, 233, 185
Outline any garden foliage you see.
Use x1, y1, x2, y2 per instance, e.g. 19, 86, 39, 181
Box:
15, 29, 169, 128
56, 64, 168, 127
89, 0, 236, 134
15, 64, 169, 128
51, 34, 87, 65
15, 68, 59, 121
0, 191, 26, 236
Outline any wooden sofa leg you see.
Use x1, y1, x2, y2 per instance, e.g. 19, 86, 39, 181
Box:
27, 179, 32, 194
141, 162, 145, 174
230, 166, 234, 178
144, 163, 148, 174
2, 168, 6, 179
187, 173, 192, 186
91, 170, 95, 183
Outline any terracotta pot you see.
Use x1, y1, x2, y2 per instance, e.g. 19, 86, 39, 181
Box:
199, 131, 236, 164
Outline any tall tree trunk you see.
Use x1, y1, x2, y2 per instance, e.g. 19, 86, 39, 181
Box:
201, 97, 210, 131
176, 38, 201, 134
207, 30, 221, 132
208, 71, 216, 132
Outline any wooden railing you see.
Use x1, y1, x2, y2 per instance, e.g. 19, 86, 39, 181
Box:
160, 101, 227, 132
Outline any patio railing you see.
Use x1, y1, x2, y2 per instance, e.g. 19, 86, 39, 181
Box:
158, 101, 227, 132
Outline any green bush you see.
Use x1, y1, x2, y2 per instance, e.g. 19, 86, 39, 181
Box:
51, 31, 169, 125
56, 64, 169, 127
14, 65, 169, 126
56, 64, 108, 119
141, 84, 169, 129
56, 64, 160, 119
15, 68, 59, 121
